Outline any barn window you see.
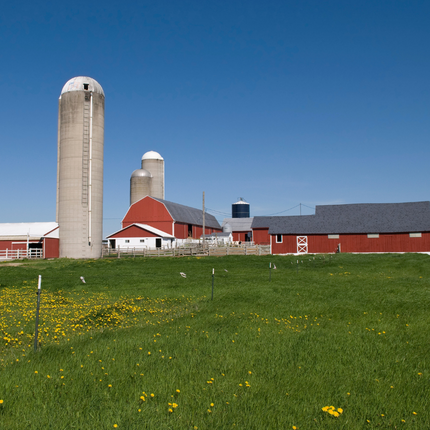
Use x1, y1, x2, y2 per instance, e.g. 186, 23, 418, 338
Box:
409, 232, 422, 238
140, 239, 145, 243
367, 234, 379, 238
276, 234, 283, 243
83, 83, 89, 90
328, 234, 339, 239
125, 240, 130, 243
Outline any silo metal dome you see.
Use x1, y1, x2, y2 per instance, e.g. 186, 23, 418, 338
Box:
60, 76, 105, 96
232, 198, 250, 218
131, 168, 152, 178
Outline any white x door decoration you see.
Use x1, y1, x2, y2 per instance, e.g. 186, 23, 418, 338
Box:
297, 236, 308, 254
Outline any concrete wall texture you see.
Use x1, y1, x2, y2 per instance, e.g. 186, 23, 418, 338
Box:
57, 77, 105, 258
141, 157, 164, 200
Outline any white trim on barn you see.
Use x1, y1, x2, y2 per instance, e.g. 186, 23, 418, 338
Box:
106, 223, 175, 250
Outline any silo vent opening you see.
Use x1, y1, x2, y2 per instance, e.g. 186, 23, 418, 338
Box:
83, 83, 89, 90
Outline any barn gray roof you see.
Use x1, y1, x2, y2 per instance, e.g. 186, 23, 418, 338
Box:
222, 217, 254, 231
152, 198, 221, 229
252, 202, 430, 235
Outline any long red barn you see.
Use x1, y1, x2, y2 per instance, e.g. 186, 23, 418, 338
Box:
252, 202, 430, 254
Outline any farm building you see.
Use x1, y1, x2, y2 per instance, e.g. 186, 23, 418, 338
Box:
107, 196, 222, 248
107, 223, 175, 249
252, 201, 430, 254
0, 222, 59, 259
222, 218, 254, 242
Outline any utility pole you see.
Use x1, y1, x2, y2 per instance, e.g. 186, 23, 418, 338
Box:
202, 191, 205, 251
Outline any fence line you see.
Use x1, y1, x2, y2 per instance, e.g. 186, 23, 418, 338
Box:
0, 248, 44, 261
102, 245, 271, 258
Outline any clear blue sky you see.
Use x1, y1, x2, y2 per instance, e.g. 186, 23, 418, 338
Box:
1, 0, 429, 238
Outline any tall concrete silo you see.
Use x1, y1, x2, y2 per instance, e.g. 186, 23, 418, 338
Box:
141, 151, 164, 199
56, 76, 105, 258
130, 168, 152, 205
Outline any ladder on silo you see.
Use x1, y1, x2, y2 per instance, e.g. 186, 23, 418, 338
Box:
82, 95, 91, 208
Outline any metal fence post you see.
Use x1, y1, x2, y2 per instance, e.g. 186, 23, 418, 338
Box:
34, 275, 42, 351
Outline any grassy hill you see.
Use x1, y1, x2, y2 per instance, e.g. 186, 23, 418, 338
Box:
1, 254, 429, 429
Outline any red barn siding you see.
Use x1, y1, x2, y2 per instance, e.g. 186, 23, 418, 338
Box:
253, 228, 270, 245
123, 197, 173, 234
271, 233, 430, 254
174, 223, 221, 239
44, 238, 59, 258
0, 239, 59, 258
232, 232, 251, 242
0, 240, 13, 250
111, 225, 159, 238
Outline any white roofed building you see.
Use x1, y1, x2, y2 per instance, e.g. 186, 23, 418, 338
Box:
0, 222, 59, 259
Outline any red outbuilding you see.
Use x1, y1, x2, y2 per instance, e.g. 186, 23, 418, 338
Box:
0, 222, 59, 259
252, 202, 430, 254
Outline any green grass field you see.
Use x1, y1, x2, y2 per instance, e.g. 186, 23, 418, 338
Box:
1, 254, 429, 429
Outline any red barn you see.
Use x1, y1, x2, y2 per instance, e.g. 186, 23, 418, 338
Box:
0, 222, 59, 259
252, 202, 430, 254
112, 196, 222, 246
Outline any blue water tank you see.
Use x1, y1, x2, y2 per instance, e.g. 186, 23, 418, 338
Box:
232, 198, 250, 218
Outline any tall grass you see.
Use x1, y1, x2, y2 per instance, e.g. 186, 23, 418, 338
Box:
1, 254, 429, 429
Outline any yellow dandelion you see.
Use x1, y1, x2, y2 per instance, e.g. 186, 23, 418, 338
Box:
210, 403, 214, 407
113, 425, 118, 428
176, 389, 180, 393
337, 408, 343, 414
0, 400, 3, 404
413, 412, 417, 415
168, 408, 173, 413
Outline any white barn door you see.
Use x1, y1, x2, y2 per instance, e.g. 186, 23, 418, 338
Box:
297, 236, 308, 254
